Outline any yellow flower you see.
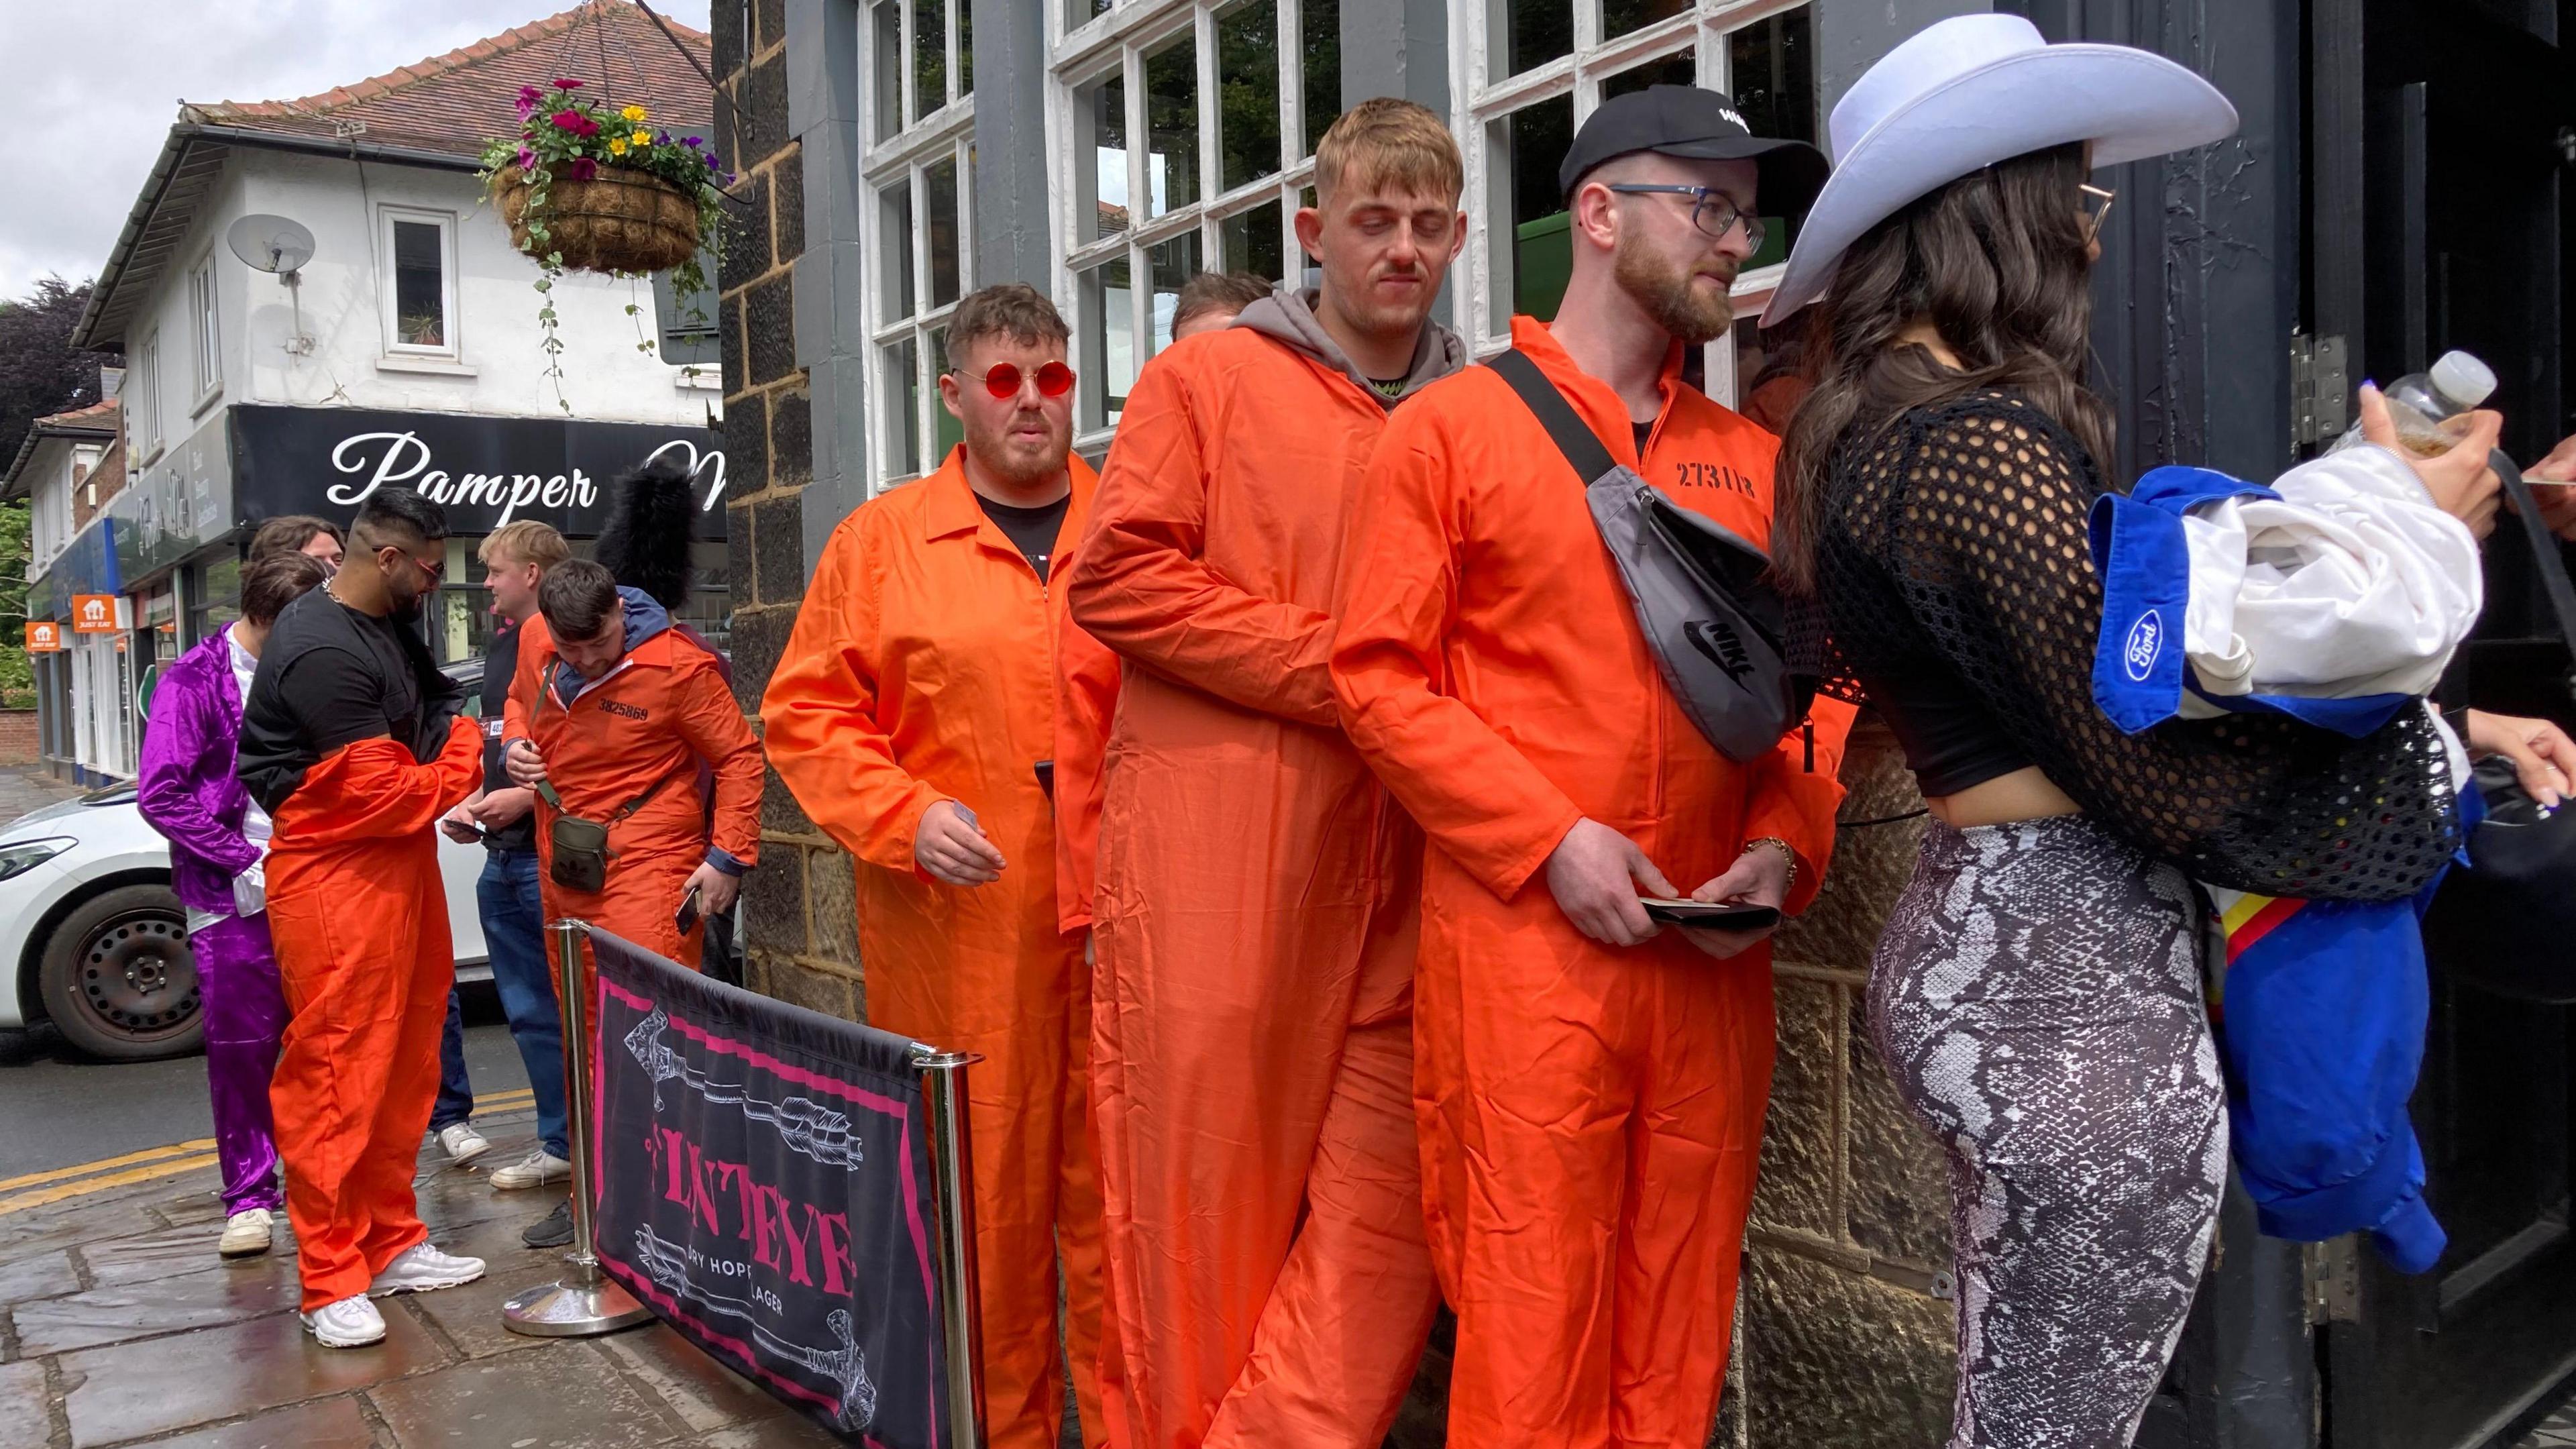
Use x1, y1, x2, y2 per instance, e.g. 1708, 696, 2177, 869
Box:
621, 104, 647, 122
608, 137, 629, 156
631, 129, 652, 146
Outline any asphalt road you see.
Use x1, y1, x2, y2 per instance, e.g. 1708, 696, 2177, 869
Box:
0, 986, 535, 1180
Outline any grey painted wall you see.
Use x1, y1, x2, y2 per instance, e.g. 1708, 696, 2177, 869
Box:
973, 0, 1056, 290
787, 0, 870, 558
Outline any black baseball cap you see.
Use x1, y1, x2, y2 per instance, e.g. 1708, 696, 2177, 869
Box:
1558, 85, 1830, 217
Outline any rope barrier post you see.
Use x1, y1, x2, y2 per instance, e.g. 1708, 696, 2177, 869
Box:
504, 918, 653, 1338
911, 1044, 987, 1447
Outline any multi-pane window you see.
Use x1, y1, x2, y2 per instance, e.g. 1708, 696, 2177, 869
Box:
379, 207, 459, 356
865, 0, 975, 487
129, 332, 162, 461
1053, 0, 1340, 443
1456, 0, 1817, 407
189, 256, 221, 400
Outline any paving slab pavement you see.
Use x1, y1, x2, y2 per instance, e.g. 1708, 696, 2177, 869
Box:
0, 1106, 847, 1449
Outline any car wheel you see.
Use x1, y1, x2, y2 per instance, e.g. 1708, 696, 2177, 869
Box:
38, 884, 204, 1061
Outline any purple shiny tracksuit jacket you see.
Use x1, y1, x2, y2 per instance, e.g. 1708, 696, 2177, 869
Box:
136, 626, 285, 1215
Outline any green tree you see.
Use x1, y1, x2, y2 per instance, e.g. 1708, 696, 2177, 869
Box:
0, 502, 30, 708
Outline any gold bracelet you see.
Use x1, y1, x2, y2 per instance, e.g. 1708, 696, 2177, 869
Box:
1745, 837, 1798, 896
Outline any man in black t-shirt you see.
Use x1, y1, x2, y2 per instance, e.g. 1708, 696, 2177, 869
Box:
239, 488, 488, 1349
435, 522, 576, 1242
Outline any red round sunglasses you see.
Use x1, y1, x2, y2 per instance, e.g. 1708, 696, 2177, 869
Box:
958, 360, 1077, 400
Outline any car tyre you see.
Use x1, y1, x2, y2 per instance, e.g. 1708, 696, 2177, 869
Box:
37, 884, 204, 1061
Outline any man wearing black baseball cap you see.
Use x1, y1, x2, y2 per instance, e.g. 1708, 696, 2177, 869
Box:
1329, 86, 1852, 1448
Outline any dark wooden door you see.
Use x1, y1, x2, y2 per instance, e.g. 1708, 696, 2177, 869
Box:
2312, 4, 2576, 1446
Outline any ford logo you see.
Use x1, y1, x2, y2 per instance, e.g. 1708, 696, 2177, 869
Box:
2123, 609, 2163, 682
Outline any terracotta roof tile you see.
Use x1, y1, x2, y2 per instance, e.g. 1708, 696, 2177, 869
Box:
34, 397, 120, 431
186, 1, 712, 163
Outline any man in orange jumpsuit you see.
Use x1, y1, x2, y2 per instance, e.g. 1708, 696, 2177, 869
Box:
236, 488, 490, 1349
1330, 88, 1853, 1448
502, 557, 763, 969
1059, 98, 1466, 1449
761, 284, 1104, 1449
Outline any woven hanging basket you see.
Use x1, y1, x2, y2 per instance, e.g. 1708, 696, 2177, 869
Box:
494, 164, 700, 274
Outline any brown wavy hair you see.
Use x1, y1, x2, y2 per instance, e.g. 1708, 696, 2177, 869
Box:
1771, 142, 2112, 594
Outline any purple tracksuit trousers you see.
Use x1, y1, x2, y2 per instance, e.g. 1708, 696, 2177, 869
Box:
193, 912, 286, 1216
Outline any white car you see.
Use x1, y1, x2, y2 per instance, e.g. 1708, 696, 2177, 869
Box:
0, 663, 495, 1062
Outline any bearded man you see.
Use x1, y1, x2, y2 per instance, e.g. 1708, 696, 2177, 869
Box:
237, 488, 488, 1348
761, 283, 1104, 1449
1328, 87, 1858, 1448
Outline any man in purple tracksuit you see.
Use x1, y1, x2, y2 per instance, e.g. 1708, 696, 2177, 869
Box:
138, 551, 333, 1260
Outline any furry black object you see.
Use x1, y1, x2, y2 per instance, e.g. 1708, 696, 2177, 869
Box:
595, 453, 702, 608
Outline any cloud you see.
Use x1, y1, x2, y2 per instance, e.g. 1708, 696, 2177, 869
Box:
2, 0, 711, 305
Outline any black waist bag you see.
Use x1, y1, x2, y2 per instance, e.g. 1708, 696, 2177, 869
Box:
2424, 450, 2576, 1001
1488, 348, 1813, 762
537, 776, 667, 894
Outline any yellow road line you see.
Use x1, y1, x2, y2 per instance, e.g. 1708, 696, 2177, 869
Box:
0, 1154, 220, 1216
0, 1139, 217, 1195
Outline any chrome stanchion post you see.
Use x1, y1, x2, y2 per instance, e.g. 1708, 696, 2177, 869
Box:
912, 1044, 987, 1448
504, 918, 653, 1337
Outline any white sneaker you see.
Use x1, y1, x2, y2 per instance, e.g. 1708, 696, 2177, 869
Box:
367, 1242, 486, 1297
488, 1148, 572, 1191
217, 1208, 274, 1259
301, 1294, 387, 1348
437, 1122, 491, 1165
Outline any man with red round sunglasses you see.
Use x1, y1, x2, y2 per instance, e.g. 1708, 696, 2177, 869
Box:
761, 283, 1106, 1449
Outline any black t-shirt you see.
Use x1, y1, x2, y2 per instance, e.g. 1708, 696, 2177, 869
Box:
237, 587, 458, 815
1633, 421, 1654, 458
977, 493, 1073, 582
478, 620, 537, 852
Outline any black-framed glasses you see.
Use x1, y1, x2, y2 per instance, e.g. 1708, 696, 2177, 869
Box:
1602, 184, 1766, 251
2080, 183, 2117, 244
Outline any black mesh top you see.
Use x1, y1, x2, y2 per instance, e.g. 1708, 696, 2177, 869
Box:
1798, 389, 2459, 903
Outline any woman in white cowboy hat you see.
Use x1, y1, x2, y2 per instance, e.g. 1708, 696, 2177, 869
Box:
1760, 15, 2507, 1448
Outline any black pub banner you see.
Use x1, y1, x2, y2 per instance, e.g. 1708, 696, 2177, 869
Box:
588, 928, 948, 1448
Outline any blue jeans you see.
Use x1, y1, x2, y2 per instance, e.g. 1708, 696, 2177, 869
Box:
431, 987, 473, 1131
479, 848, 568, 1160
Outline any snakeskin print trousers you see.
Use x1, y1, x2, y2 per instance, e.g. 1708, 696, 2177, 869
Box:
1870, 816, 2228, 1449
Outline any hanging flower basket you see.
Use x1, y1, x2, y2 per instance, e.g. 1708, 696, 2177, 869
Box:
479, 78, 735, 409
492, 162, 699, 274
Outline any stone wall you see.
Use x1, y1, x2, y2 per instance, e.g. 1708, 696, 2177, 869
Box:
1731, 719, 1956, 1446
712, 0, 859, 1016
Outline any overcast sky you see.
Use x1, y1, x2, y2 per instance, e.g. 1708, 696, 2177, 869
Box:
3, 0, 712, 305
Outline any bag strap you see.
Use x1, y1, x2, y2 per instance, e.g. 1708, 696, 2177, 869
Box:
2495, 448, 2576, 672
1488, 347, 1619, 482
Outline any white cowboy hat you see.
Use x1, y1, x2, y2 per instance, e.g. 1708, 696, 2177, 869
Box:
1760, 14, 2238, 326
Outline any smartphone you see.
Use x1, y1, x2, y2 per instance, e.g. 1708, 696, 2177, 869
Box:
675, 885, 702, 934
1034, 760, 1056, 801
1639, 899, 1782, 931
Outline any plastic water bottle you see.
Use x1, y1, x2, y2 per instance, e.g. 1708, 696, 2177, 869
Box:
2328, 350, 2498, 459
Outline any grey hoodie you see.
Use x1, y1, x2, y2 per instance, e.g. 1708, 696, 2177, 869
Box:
1230, 285, 1468, 409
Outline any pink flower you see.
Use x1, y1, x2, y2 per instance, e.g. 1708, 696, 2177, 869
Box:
515, 146, 535, 170
567, 156, 598, 181
554, 77, 584, 89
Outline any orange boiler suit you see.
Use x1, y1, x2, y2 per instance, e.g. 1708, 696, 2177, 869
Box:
1063, 321, 1451, 1449
1330, 317, 1855, 1449
503, 602, 763, 969
759, 448, 1106, 1449
264, 718, 484, 1311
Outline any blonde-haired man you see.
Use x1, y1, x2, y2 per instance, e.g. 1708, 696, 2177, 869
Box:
1058, 96, 1465, 1449
437, 521, 581, 1245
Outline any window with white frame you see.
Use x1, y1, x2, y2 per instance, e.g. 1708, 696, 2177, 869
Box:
864, 0, 977, 488
379, 207, 460, 356
189, 255, 221, 401
1455, 0, 1816, 407
129, 331, 162, 461
1051, 0, 1341, 446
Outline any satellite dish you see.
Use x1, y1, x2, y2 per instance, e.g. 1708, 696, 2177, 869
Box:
226, 215, 316, 276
